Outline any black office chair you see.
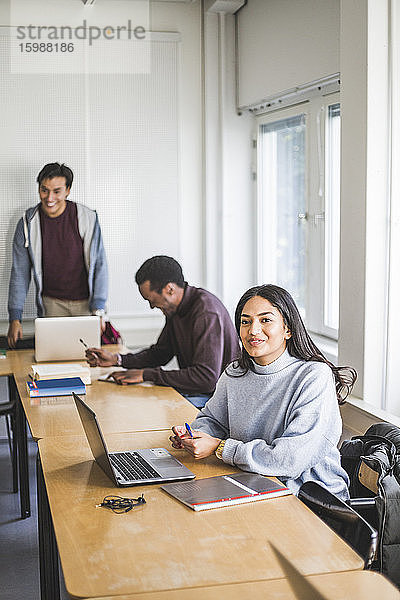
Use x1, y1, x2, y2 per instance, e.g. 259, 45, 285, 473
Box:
0, 336, 35, 350
0, 336, 34, 495
298, 481, 377, 568
0, 378, 18, 493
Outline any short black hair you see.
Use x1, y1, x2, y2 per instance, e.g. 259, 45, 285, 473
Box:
135, 256, 185, 293
36, 163, 74, 189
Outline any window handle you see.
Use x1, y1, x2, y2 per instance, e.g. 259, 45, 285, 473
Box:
297, 212, 325, 225
313, 212, 325, 226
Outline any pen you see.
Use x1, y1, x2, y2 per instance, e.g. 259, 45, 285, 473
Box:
184, 422, 193, 438
79, 338, 88, 348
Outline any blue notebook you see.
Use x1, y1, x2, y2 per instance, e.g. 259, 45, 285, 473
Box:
27, 377, 86, 397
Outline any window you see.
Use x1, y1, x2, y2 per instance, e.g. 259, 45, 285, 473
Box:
324, 103, 341, 333
257, 113, 307, 316
256, 93, 340, 344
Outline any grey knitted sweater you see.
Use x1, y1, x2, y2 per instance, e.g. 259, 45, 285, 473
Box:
191, 349, 350, 500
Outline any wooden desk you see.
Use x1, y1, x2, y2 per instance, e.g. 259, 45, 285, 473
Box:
38, 431, 363, 600
2, 348, 196, 519
0, 352, 19, 377
11, 349, 197, 440
85, 571, 400, 600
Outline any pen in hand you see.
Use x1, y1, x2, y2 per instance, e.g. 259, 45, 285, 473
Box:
80, 338, 97, 364
185, 423, 193, 438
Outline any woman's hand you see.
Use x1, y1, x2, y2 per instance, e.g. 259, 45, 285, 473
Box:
169, 425, 187, 449
169, 425, 221, 460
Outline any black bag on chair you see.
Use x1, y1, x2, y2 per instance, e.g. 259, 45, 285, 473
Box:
340, 423, 400, 587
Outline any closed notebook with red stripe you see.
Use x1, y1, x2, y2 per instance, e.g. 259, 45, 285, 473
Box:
161, 472, 291, 511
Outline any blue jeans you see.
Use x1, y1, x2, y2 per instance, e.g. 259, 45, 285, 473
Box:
182, 393, 211, 409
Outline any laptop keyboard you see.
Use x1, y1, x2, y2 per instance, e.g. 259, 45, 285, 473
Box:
110, 452, 161, 481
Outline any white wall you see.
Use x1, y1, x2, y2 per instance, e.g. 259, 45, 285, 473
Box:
237, 0, 340, 108
338, 0, 368, 398
203, 8, 254, 317
218, 13, 254, 316
150, 1, 203, 287
124, 0, 204, 343
0, 0, 203, 346
339, 0, 391, 406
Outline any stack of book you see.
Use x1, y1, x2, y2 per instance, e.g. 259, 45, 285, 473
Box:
30, 363, 91, 385
27, 362, 90, 397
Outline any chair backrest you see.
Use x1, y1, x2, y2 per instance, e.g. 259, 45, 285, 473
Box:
0, 336, 35, 350
365, 423, 400, 484
340, 424, 400, 587
298, 481, 377, 568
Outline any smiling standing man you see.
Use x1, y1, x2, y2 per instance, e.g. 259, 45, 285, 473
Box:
7, 162, 108, 348
86, 256, 240, 408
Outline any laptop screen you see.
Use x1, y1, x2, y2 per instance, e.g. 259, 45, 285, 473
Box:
72, 393, 116, 483
35, 315, 100, 362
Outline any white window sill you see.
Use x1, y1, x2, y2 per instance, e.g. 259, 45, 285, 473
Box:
309, 332, 338, 364
305, 332, 400, 434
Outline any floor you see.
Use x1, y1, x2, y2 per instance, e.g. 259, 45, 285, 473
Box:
0, 434, 40, 600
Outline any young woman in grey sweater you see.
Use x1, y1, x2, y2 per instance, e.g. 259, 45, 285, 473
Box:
170, 284, 357, 500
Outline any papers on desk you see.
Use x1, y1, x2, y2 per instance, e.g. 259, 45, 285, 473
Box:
27, 377, 86, 397
30, 363, 91, 384
161, 472, 291, 511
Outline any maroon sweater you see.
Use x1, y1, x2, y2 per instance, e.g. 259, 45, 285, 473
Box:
121, 284, 240, 395
40, 201, 89, 301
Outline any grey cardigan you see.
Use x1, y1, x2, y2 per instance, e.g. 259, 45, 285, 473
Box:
8, 202, 108, 321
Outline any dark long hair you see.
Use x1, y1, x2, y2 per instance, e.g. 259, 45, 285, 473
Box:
230, 284, 357, 404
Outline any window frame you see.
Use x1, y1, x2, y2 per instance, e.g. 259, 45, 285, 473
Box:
255, 91, 340, 344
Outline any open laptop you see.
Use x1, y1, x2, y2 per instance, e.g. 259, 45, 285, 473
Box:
72, 393, 195, 487
35, 316, 100, 362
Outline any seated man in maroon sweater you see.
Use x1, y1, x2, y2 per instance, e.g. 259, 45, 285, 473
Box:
86, 256, 240, 408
